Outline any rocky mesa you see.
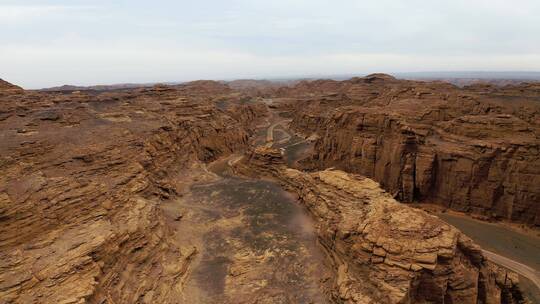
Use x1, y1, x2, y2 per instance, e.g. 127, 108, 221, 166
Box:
0, 80, 264, 303
0, 76, 536, 303
277, 74, 540, 225
235, 147, 525, 304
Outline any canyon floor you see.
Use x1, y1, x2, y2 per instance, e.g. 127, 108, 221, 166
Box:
159, 113, 332, 303
1, 76, 539, 303
165, 106, 540, 302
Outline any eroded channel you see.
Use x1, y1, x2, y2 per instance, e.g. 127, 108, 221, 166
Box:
162, 114, 331, 303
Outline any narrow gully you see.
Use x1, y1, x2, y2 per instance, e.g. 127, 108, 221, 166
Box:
163, 112, 332, 303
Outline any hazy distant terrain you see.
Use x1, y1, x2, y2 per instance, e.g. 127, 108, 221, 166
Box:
39, 71, 540, 92
39, 82, 176, 92
395, 71, 540, 87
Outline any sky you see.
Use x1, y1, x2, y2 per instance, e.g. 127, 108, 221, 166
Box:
1, 0, 539, 88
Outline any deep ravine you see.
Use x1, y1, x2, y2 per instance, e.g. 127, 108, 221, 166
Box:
160, 112, 333, 303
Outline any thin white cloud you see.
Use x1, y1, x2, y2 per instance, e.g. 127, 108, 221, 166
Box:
0, 5, 97, 25
2, 43, 539, 89
0, 1, 538, 87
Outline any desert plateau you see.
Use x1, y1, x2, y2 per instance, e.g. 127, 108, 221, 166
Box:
2, 1, 540, 303
1, 73, 539, 303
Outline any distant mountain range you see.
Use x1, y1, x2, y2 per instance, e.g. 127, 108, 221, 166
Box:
393, 71, 540, 87
37, 71, 540, 91
395, 71, 540, 79
38, 82, 179, 92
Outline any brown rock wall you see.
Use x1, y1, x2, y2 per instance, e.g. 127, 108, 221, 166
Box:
0, 83, 259, 303
235, 147, 525, 304
284, 75, 540, 225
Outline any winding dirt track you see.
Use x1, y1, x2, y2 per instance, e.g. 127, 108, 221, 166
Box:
483, 250, 540, 290
266, 121, 284, 144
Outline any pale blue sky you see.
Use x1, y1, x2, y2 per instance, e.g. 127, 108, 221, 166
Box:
1, 0, 539, 88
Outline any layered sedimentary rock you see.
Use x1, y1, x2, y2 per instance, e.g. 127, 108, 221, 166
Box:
0, 82, 262, 303
235, 147, 525, 304
281, 74, 540, 225
1, 74, 536, 303
0, 79, 23, 96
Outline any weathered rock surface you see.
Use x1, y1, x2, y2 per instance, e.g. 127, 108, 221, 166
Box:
0, 82, 263, 303
278, 74, 540, 225
0, 79, 24, 96
0, 75, 536, 303
235, 147, 526, 304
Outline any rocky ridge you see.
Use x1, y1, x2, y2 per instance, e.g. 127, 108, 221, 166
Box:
0, 76, 535, 303
234, 147, 525, 303
0, 82, 263, 303
276, 74, 540, 225
0, 79, 23, 96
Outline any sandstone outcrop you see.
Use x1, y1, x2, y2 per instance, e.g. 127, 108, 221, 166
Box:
235, 147, 526, 304
277, 74, 540, 225
0, 79, 23, 96
0, 82, 263, 303
0, 75, 536, 303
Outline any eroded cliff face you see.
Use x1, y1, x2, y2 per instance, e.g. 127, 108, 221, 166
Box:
0, 82, 263, 303
283, 75, 540, 225
0, 79, 23, 97
235, 147, 525, 304
0, 76, 535, 303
